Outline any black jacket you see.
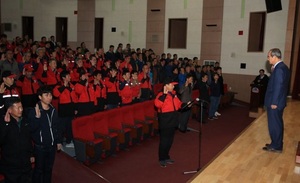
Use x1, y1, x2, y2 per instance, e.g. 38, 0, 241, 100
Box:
0, 116, 33, 170
28, 102, 62, 146
198, 81, 210, 102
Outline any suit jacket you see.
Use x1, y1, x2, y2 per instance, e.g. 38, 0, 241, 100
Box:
264, 62, 290, 110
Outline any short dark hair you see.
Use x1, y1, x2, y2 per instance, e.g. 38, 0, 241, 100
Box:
37, 85, 53, 97
109, 67, 118, 72
60, 70, 70, 80
201, 73, 208, 78
186, 73, 193, 79
93, 70, 102, 77
4, 97, 21, 110
131, 70, 138, 75
122, 69, 130, 76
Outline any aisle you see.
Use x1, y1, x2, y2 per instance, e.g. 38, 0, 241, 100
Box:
190, 100, 300, 183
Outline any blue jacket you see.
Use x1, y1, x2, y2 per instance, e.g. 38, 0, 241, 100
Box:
210, 80, 221, 97
264, 62, 290, 110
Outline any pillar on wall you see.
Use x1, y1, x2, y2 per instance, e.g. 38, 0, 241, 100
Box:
289, 0, 300, 99
146, 0, 166, 55
200, 0, 224, 65
285, 0, 299, 98
0, 0, 2, 34
77, 0, 95, 52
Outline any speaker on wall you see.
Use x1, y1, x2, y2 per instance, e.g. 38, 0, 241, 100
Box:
265, 0, 282, 13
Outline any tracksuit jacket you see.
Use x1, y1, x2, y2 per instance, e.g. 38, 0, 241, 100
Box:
155, 91, 183, 129
16, 75, 40, 108
28, 102, 62, 147
92, 80, 106, 106
119, 80, 133, 104
105, 76, 120, 105
53, 82, 78, 117
0, 85, 20, 116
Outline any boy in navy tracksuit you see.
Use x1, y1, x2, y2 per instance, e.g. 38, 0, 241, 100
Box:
28, 85, 62, 183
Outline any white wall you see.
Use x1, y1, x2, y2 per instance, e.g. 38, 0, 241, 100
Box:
95, 0, 147, 51
1, 0, 290, 70
221, 0, 289, 75
164, 0, 203, 59
1, 0, 77, 42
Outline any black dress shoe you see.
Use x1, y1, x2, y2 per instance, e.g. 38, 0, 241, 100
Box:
262, 146, 282, 153
179, 129, 186, 133
265, 143, 271, 147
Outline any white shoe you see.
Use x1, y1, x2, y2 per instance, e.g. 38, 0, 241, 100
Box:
215, 111, 221, 116
65, 142, 74, 148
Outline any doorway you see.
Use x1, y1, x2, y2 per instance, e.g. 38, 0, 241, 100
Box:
56, 17, 68, 47
94, 18, 104, 49
22, 16, 34, 40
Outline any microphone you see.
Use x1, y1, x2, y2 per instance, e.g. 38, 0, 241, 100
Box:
181, 98, 200, 110
197, 98, 209, 104
190, 97, 200, 104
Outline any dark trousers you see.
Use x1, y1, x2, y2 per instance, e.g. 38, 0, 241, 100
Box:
76, 102, 94, 117
94, 97, 106, 112
32, 145, 56, 183
106, 104, 118, 110
60, 116, 73, 144
199, 102, 208, 122
3, 167, 32, 183
178, 108, 191, 131
267, 107, 284, 150
158, 127, 175, 161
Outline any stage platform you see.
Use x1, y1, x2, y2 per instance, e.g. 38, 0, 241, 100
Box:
189, 100, 300, 183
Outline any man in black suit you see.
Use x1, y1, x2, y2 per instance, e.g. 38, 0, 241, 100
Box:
252, 69, 269, 87
251, 69, 269, 105
198, 73, 209, 123
263, 48, 290, 153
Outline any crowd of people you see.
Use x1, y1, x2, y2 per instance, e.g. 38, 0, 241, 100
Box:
0, 33, 227, 178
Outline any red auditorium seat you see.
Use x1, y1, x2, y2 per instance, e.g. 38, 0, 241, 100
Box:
0, 174, 4, 182
142, 100, 159, 134
120, 105, 143, 144
92, 111, 118, 156
132, 102, 154, 138
220, 83, 234, 107
106, 108, 131, 149
72, 116, 103, 165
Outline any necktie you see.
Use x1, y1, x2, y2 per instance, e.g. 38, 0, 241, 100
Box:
271, 66, 274, 72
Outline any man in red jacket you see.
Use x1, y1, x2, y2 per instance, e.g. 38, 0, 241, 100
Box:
16, 64, 40, 109
138, 64, 152, 101
155, 77, 191, 168
119, 69, 133, 106
91, 70, 106, 112
74, 71, 95, 116
41, 58, 60, 88
53, 70, 78, 148
104, 67, 120, 109
130, 70, 141, 103
0, 71, 20, 116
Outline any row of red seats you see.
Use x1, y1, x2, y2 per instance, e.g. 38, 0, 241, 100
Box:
72, 100, 158, 165
0, 174, 3, 182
